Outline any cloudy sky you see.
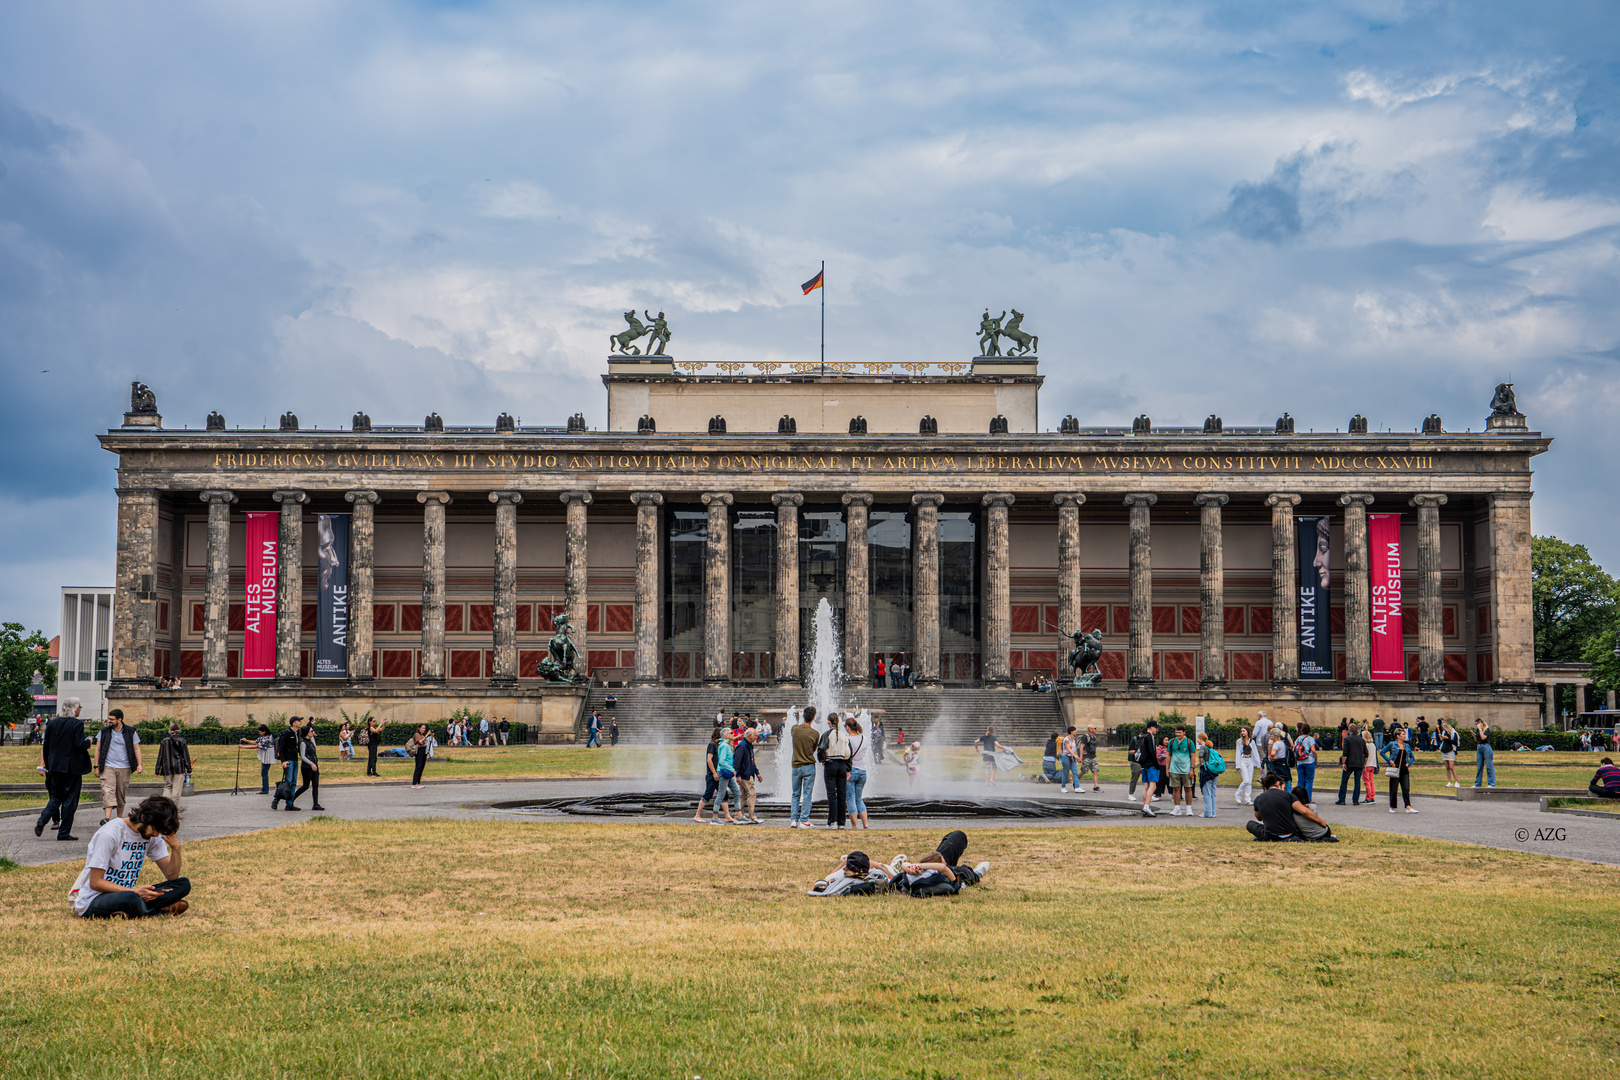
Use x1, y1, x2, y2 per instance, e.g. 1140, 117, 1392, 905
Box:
3, 0, 1618, 634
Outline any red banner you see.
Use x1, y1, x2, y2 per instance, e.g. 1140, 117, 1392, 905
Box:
243, 512, 278, 678
1368, 512, 1404, 681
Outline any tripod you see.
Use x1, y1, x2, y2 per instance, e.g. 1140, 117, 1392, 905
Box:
230, 739, 243, 796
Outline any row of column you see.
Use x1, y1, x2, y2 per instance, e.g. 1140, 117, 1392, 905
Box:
187, 488, 594, 686
112, 485, 1535, 692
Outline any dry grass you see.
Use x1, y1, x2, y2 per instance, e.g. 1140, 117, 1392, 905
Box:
0, 818, 1617, 1079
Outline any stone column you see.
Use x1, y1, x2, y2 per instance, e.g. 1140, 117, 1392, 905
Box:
1410, 494, 1448, 688
630, 492, 664, 686
109, 487, 159, 687
345, 489, 379, 682
1196, 493, 1229, 687
199, 490, 236, 685
772, 494, 803, 686
272, 489, 308, 682
1268, 494, 1302, 685
417, 491, 451, 683
842, 493, 874, 684
701, 491, 733, 686
489, 491, 524, 686
1054, 494, 1085, 640
1490, 491, 1535, 686
1545, 681, 1559, 726
981, 492, 1016, 688
1339, 493, 1375, 685
912, 493, 944, 688
1124, 493, 1157, 687
561, 491, 592, 678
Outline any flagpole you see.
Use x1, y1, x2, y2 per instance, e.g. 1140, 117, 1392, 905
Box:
819, 260, 825, 376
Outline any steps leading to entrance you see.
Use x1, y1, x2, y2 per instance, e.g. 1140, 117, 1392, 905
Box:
584, 686, 1065, 747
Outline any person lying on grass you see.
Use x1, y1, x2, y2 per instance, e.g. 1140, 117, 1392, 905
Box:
808, 829, 990, 896
1245, 773, 1338, 842
68, 794, 191, 919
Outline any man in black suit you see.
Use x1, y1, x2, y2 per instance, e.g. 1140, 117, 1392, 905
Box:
36, 697, 94, 841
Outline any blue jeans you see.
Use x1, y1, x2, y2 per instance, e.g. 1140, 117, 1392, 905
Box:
259, 762, 271, 794
1062, 757, 1082, 788
1337, 767, 1361, 805
1474, 744, 1496, 786
1296, 762, 1316, 803
791, 764, 816, 822
846, 768, 868, 815
713, 776, 739, 813
1201, 778, 1218, 816
586, 729, 600, 747
275, 759, 299, 805
83, 877, 190, 918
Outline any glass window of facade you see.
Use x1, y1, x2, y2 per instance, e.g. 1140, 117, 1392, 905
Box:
798, 507, 846, 673
731, 508, 777, 682
663, 508, 706, 681
939, 508, 980, 683
869, 508, 912, 668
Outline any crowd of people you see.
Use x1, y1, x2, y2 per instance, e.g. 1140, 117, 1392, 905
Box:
869, 656, 915, 688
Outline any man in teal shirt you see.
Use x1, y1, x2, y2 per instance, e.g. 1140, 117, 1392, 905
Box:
1167, 726, 1196, 816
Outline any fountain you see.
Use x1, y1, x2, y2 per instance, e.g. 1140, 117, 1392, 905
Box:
486, 598, 1122, 821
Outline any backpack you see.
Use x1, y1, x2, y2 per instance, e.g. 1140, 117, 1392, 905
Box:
1285, 738, 1298, 768
1137, 732, 1158, 767
1203, 748, 1226, 775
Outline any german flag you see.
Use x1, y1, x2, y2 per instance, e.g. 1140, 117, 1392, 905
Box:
801, 269, 824, 294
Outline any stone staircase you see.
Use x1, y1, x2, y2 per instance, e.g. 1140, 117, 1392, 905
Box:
584, 686, 1066, 748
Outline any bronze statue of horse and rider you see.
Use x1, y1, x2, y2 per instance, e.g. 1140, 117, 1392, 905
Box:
1061, 628, 1104, 687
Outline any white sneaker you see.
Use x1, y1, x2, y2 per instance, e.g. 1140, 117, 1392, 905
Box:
973, 861, 990, 880
1389, 808, 1398, 813
1406, 807, 1419, 814
1140, 805, 1156, 817
888, 854, 908, 877
1061, 786, 1070, 793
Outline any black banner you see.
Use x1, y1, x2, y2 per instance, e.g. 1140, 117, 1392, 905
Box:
1297, 515, 1333, 680
315, 513, 350, 678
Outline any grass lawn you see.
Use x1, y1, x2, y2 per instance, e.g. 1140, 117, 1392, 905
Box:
1, 819, 1616, 1079
0, 793, 47, 812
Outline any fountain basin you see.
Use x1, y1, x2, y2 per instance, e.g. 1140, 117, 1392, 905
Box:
488, 793, 1128, 819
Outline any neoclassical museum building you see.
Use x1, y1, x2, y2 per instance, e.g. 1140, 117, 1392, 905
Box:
102, 348, 1548, 733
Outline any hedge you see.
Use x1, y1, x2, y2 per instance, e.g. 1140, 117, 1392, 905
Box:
123, 717, 531, 747
1111, 713, 1587, 753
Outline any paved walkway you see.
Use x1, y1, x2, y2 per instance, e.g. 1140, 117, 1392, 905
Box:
5, 777, 1617, 869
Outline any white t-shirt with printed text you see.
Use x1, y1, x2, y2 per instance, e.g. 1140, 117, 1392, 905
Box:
70, 818, 169, 916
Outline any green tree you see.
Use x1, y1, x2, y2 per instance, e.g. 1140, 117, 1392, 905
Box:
1531, 536, 1618, 661
0, 623, 55, 727
1580, 626, 1620, 693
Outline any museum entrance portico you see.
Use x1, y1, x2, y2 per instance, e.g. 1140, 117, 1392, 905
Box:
98, 366, 1551, 731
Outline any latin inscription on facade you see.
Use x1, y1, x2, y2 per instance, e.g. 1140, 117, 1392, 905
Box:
202, 451, 1438, 475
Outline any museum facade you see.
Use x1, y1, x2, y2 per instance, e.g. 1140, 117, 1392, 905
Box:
101, 352, 1549, 731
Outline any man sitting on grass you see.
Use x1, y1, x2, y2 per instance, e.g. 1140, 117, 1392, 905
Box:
68, 794, 190, 919
808, 830, 990, 897
1245, 773, 1338, 842
1590, 758, 1620, 800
